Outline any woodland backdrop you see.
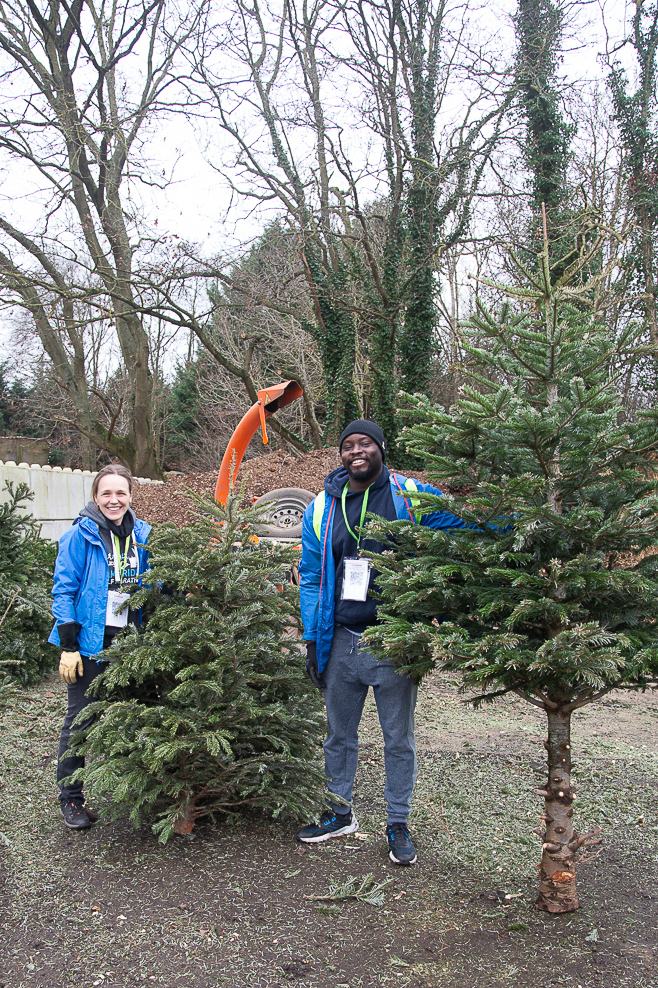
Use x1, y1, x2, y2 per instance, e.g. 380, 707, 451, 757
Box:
0, 0, 655, 475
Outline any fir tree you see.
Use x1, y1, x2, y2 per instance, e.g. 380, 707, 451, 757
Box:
0, 482, 57, 685
364, 236, 658, 913
73, 491, 326, 842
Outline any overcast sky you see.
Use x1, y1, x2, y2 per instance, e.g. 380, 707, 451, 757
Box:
144, 0, 631, 251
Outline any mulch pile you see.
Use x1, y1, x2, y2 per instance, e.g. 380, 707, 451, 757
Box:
131, 448, 342, 527
131, 446, 465, 528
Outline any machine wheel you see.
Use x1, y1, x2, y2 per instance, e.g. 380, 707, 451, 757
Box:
252, 487, 316, 540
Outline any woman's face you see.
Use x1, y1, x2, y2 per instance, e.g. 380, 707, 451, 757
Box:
95, 475, 132, 524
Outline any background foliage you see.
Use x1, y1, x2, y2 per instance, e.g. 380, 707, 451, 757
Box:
0, 482, 57, 685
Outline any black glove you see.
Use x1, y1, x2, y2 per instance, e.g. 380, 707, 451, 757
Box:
304, 641, 325, 690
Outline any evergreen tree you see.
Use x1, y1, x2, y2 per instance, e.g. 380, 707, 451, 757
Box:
0, 483, 58, 685
167, 362, 200, 454
0, 363, 41, 437
364, 236, 658, 913
73, 492, 326, 842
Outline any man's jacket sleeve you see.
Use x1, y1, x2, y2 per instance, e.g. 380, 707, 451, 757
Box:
415, 480, 467, 531
298, 502, 321, 642
51, 528, 86, 625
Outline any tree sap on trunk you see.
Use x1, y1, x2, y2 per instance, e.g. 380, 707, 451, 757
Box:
536, 707, 578, 912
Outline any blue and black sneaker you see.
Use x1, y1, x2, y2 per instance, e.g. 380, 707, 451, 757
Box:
297, 810, 358, 843
386, 823, 417, 865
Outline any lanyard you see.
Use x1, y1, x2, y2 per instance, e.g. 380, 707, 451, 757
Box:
112, 533, 135, 584
341, 482, 370, 551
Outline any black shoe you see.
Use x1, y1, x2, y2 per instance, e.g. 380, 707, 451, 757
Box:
386, 822, 417, 865
60, 799, 92, 830
297, 810, 358, 843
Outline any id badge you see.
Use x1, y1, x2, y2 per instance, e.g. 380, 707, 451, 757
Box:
106, 590, 130, 628
341, 557, 371, 602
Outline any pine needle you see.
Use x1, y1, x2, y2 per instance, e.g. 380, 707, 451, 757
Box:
306, 873, 394, 906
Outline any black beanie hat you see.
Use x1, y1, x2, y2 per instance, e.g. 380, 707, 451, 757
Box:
339, 419, 386, 461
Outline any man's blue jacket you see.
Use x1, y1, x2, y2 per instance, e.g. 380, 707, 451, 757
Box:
298, 470, 465, 673
48, 515, 151, 660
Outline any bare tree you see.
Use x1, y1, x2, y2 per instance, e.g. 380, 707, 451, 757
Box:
0, 0, 202, 476
183, 0, 512, 450
136, 222, 325, 454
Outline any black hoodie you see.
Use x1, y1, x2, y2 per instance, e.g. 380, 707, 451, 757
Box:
78, 501, 135, 559
324, 464, 397, 632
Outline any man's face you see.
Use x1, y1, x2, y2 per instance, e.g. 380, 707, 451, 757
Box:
341, 433, 384, 483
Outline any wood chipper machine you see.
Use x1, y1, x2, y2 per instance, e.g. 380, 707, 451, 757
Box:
214, 380, 315, 541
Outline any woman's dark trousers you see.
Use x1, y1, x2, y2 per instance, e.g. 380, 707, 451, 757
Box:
57, 655, 107, 802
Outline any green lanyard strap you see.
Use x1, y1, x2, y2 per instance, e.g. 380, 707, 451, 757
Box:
112, 534, 131, 584
341, 482, 370, 551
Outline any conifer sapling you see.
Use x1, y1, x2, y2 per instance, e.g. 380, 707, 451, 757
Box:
0, 482, 57, 685
72, 491, 325, 842
364, 234, 658, 913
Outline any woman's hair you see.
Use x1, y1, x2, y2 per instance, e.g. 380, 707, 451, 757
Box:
91, 463, 134, 499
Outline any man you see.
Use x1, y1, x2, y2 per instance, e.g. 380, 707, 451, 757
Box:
297, 420, 465, 864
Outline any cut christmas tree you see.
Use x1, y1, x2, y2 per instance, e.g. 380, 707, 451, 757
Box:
364, 229, 658, 912
0, 482, 57, 685
72, 491, 325, 842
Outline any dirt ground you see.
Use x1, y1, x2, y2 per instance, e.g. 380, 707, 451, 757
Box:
1, 672, 657, 988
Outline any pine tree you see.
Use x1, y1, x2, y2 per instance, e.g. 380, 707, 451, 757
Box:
73, 491, 326, 842
0, 482, 58, 685
364, 235, 658, 913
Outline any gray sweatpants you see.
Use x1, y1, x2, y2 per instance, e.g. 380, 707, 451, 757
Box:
323, 624, 418, 824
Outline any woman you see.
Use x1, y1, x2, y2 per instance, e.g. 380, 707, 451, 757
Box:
49, 464, 151, 829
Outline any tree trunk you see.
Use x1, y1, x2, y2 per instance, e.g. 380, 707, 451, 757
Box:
173, 798, 198, 835
536, 707, 578, 913
515, 0, 573, 277
396, 0, 439, 399
301, 251, 359, 441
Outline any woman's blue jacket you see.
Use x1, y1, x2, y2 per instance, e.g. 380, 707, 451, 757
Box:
48, 515, 151, 660
298, 471, 465, 674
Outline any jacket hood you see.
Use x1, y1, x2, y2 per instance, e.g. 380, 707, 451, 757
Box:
324, 464, 390, 499
78, 501, 136, 534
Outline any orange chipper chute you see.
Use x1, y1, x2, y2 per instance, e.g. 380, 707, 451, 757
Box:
215, 380, 304, 506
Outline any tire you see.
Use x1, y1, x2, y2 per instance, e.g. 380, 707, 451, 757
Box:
251, 487, 316, 540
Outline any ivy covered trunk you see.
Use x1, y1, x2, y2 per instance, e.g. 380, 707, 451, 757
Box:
608, 2, 658, 359
397, 0, 439, 399
302, 249, 360, 441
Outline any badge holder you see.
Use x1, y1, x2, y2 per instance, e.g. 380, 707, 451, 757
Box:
341, 557, 371, 602
105, 590, 130, 628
